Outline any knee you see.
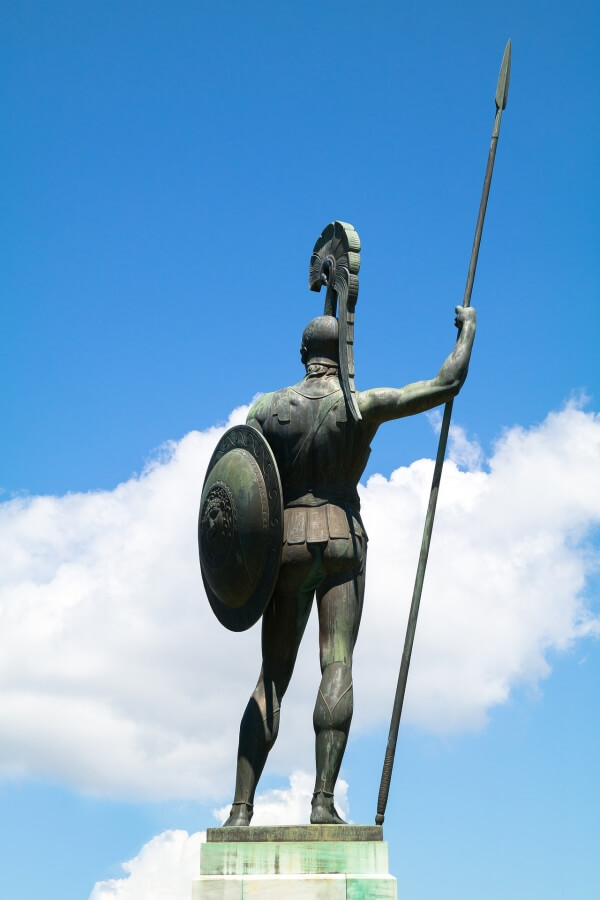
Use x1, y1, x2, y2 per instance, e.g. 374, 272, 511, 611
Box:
313, 662, 353, 734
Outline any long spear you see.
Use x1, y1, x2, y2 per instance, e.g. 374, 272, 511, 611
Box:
375, 40, 512, 827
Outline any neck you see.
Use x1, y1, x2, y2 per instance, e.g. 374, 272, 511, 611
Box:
305, 362, 339, 378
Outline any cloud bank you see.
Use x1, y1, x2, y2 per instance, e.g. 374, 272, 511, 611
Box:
1, 401, 599, 800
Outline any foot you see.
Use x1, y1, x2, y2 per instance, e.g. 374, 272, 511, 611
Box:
222, 801, 253, 826
310, 790, 347, 825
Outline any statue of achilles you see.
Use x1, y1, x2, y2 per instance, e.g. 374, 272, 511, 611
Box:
220, 221, 476, 826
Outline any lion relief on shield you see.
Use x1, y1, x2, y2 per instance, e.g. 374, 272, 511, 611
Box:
200, 481, 237, 570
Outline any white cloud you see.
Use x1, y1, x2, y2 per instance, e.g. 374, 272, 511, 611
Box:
89, 829, 204, 900
357, 400, 600, 733
0, 400, 599, 799
88, 771, 347, 900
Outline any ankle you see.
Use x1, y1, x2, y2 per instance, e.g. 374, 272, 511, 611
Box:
223, 801, 254, 827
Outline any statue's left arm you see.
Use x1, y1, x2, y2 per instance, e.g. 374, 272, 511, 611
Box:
358, 306, 476, 429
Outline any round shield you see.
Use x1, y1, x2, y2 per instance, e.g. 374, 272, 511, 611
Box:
199, 424, 283, 632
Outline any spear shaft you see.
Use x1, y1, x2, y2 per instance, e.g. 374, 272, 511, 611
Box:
375, 40, 511, 827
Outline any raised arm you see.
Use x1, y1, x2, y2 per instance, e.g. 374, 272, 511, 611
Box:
358, 306, 476, 429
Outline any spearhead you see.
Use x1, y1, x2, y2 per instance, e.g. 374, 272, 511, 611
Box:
495, 39, 512, 111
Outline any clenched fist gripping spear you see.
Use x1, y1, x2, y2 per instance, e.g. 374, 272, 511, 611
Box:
199, 42, 510, 828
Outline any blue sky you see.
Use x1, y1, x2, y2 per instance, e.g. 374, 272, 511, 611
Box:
1, 2, 599, 899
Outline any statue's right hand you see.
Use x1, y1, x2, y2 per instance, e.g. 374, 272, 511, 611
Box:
455, 306, 477, 331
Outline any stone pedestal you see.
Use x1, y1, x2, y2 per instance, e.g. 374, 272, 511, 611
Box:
193, 825, 397, 899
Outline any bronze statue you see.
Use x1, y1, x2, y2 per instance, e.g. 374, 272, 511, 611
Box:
200, 221, 476, 826
199, 38, 512, 829
200, 221, 477, 826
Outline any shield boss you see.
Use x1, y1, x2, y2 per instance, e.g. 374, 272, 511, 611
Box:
199, 424, 283, 631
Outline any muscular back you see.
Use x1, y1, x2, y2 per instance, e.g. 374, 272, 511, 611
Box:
247, 373, 371, 509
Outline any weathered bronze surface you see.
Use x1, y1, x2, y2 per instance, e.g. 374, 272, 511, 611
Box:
200, 425, 283, 632
205, 220, 476, 827
309, 221, 361, 421
206, 824, 383, 843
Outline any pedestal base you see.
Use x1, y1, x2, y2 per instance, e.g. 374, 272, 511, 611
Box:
193, 825, 397, 899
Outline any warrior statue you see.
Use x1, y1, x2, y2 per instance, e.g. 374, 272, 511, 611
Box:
199, 221, 476, 826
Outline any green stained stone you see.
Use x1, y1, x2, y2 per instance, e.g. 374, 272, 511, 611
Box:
195, 828, 397, 897
201, 840, 388, 877
347, 874, 398, 899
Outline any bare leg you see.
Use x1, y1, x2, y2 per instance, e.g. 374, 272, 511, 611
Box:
311, 534, 366, 824
224, 544, 322, 825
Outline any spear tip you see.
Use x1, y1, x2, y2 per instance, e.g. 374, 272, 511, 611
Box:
495, 39, 512, 111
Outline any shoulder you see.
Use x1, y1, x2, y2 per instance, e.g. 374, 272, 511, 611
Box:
247, 386, 295, 427
246, 392, 275, 426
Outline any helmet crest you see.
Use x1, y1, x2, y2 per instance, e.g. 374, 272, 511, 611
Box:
309, 221, 361, 420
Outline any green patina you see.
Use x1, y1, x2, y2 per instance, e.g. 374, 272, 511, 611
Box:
194, 835, 397, 899
201, 839, 388, 877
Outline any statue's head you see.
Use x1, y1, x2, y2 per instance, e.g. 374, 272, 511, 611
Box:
300, 316, 339, 369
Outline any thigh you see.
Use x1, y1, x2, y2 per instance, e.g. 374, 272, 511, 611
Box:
316, 536, 367, 671
260, 542, 323, 695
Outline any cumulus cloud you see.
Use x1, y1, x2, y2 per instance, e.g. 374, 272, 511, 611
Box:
88, 771, 346, 899
0, 400, 599, 799
357, 400, 600, 733
89, 829, 203, 900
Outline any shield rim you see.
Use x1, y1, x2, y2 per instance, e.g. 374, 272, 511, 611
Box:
199, 424, 283, 632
